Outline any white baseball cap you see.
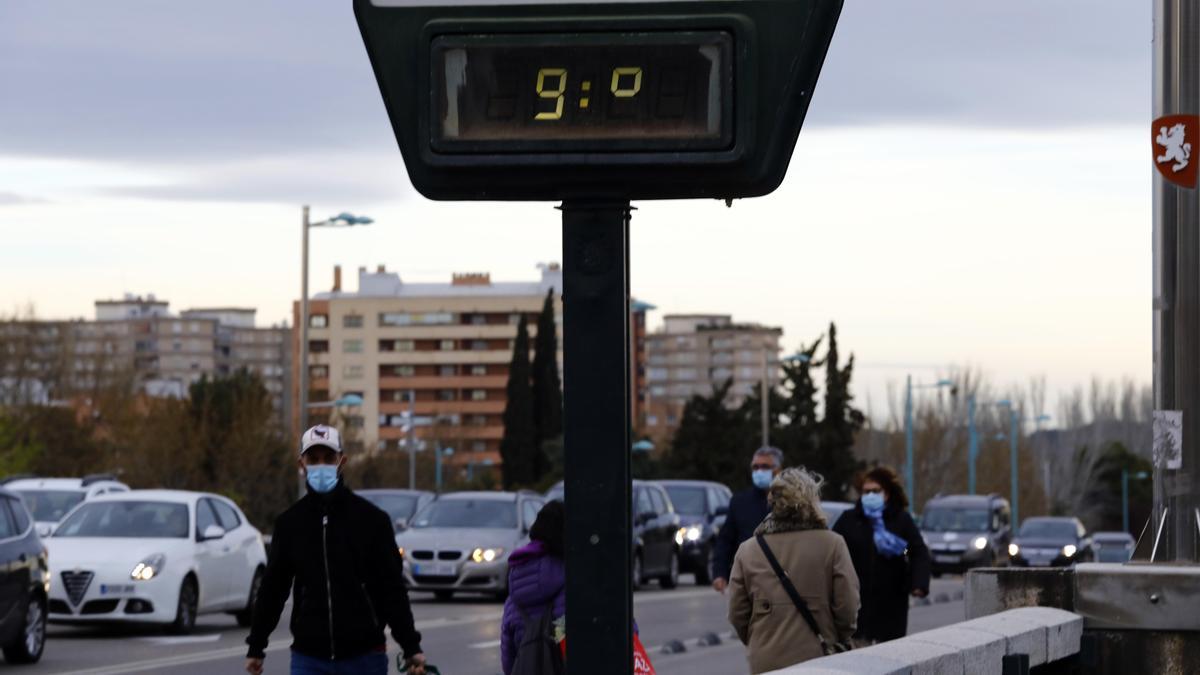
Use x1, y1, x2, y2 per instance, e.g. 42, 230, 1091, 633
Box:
300, 425, 342, 457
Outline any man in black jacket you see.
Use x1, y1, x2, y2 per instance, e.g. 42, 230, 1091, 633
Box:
711, 446, 782, 593
245, 425, 427, 675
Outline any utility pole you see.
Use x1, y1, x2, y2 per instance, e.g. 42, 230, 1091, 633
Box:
760, 345, 770, 448
1152, 0, 1200, 561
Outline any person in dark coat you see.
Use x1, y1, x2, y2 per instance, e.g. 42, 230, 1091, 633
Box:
500, 501, 565, 675
832, 466, 930, 644
711, 446, 782, 594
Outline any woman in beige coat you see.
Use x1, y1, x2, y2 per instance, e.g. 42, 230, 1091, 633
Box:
728, 468, 860, 674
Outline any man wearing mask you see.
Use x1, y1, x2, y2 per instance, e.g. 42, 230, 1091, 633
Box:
711, 446, 783, 594
245, 425, 427, 675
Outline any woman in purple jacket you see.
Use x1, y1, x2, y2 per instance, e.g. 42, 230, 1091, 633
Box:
501, 501, 566, 675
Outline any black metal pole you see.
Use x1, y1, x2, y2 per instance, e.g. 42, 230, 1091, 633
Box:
562, 199, 633, 675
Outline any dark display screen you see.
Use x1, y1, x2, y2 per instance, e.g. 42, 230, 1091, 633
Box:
431, 31, 733, 152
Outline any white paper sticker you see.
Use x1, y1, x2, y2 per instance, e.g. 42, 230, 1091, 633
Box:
1153, 410, 1183, 470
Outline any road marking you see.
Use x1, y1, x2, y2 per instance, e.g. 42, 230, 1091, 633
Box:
139, 634, 223, 645
470, 639, 501, 649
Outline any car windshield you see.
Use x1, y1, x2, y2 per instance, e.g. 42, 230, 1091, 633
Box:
412, 499, 516, 529
921, 508, 990, 532
362, 494, 419, 525
14, 490, 86, 523
53, 501, 189, 538
664, 487, 706, 515
1019, 520, 1077, 539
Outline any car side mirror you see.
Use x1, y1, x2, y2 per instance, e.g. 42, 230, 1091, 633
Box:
394, 518, 409, 533
636, 512, 655, 526
201, 525, 225, 541
714, 506, 729, 518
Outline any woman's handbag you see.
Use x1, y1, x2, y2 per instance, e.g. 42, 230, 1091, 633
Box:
755, 534, 852, 656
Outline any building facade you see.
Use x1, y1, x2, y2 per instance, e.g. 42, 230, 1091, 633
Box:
295, 265, 563, 467
644, 314, 782, 442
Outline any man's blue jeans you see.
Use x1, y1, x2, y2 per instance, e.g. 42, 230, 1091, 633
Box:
290, 650, 388, 675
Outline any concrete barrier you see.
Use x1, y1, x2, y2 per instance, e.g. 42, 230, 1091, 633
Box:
762, 607, 1082, 675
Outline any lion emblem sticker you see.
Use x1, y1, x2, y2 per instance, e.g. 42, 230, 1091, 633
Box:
1153, 115, 1199, 188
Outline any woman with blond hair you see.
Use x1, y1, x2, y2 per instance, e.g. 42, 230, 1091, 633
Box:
727, 468, 860, 674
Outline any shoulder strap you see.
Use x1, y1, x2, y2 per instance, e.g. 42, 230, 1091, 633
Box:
755, 534, 828, 649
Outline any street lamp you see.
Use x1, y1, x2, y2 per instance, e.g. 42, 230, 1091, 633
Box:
632, 439, 655, 453
299, 206, 373, 438
904, 376, 955, 506
1122, 469, 1151, 534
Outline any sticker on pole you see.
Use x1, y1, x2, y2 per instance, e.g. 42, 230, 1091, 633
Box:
1153, 410, 1183, 470
1152, 115, 1198, 188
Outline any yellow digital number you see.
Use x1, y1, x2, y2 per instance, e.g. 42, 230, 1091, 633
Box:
535, 68, 568, 120
610, 67, 643, 98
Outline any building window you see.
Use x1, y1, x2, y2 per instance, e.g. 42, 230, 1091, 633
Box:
343, 339, 363, 354
469, 340, 489, 351
380, 339, 415, 352
342, 314, 363, 328
439, 339, 457, 351
674, 368, 696, 380
439, 365, 457, 376
470, 314, 487, 326
472, 441, 487, 453
470, 414, 488, 426
647, 368, 669, 382
470, 365, 487, 376
470, 390, 487, 401
345, 416, 365, 428
384, 390, 412, 403
438, 389, 456, 401
647, 415, 658, 427
383, 365, 416, 377
310, 365, 329, 379
308, 340, 329, 353
343, 364, 364, 379
379, 312, 456, 327
309, 314, 328, 328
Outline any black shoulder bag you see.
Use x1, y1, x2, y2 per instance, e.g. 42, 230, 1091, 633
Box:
755, 534, 851, 656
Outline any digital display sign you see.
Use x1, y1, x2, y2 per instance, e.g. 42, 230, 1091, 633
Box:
431, 32, 733, 152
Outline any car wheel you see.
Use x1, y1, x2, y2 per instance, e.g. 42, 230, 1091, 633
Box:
434, 590, 455, 602
632, 553, 644, 591
694, 546, 712, 586
235, 568, 264, 628
2, 595, 46, 664
169, 577, 198, 635
659, 551, 679, 590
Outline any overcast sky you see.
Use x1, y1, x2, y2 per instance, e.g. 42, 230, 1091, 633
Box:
0, 1, 1152, 423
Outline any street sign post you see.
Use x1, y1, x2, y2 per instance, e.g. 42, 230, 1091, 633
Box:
354, 1, 842, 672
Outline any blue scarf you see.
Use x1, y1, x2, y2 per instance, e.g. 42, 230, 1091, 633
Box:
863, 503, 908, 558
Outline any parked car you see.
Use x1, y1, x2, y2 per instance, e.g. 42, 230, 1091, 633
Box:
541, 480, 683, 590
397, 491, 545, 600
45, 490, 267, 633
5, 475, 130, 537
1008, 516, 1093, 567
920, 494, 1013, 575
820, 501, 854, 529
359, 489, 435, 533
656, 480, 731, 585
1091, 531, 1136, 563
0, 487, 49, 663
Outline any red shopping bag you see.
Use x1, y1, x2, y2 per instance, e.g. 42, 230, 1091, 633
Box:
558, 634, 657, 675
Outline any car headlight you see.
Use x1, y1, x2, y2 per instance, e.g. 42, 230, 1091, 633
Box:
1062, 544, 1077, 558
973, 536, 988, 550
471, 548, 504, 563
1008, 543, 1020, 557
397, 546, 405, 558
685, 526, 703, 542
131, 553, 166, 581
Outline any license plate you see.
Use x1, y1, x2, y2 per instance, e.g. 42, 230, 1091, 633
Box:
934, 555, 958, 564
414, 563, 456, 576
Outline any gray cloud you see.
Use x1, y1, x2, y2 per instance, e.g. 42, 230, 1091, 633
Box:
0, 0, 1149, 190
0, 192, 46, 205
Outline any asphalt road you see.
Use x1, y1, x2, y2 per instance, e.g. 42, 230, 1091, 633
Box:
25, 576, 965, 674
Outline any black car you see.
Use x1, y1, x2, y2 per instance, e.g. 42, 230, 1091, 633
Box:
359, 489, 435, 533
1008, 517, 1093, 567
920, 494, 1013, 576
546, 480, 682, 590
1092, 531, 1136, 563
655, 480, 731, 585
0, 487, 48, 663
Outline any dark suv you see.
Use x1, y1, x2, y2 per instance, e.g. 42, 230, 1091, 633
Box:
920, 494, 1012, 576
655, 480, 730, 585
0, 487, 48, 663
1008, 517, 1093, 567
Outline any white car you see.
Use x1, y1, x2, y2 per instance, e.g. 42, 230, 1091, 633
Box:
6, 475, 130, 538
45, 490, 267, 633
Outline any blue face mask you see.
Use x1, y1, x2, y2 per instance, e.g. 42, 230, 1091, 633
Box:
751, 469, 774, 490
306, 465, 339, 494
861, 492, 885, 513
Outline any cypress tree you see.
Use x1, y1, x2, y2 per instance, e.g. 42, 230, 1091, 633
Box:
499, 319, 537, 489
816, 323, 865, 499
531, 289, 563, 445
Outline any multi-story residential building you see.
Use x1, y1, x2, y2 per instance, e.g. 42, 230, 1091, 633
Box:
295, 265, 563, 466
644, 314, 782, 442
180, 308, 291, 421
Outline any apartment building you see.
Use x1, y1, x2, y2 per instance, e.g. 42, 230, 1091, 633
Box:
644, 314, 782, 442
296, 265, 563, 467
